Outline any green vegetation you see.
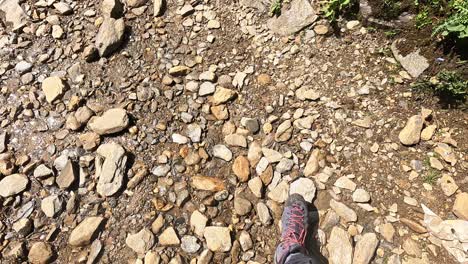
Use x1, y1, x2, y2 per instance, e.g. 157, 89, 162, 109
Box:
415, 8, 432, 29
413, 70, 468, 104
270, 0, 283, 16
383, 0, 401, 19
433, 0, 468, 38
424, 168, 441, 185
323, 0, 356, 21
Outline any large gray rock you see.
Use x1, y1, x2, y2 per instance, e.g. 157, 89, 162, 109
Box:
95, 143, 127, 197
0, 0, 28, 31
0, 174, 29, 197
327, 227, 353, 264
267, 0, 317, 36
95, 18, 125, 57
391, 39, 429, 78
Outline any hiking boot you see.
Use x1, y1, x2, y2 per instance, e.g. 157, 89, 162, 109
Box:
274, 194, 309, 264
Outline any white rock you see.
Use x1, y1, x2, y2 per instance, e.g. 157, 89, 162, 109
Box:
213, 145, 232, 161
327, 227, 353, 264
290, 178, 316, 203
203, 226, 231, 252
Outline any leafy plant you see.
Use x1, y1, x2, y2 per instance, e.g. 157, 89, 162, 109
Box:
270, 0, 283, 16
424, 169, 441, 185
413, 70, 468, 104
433, 0, 468, 38
415, 8, 432, 29
323, 0, 355, 21
383, 0, 401, 19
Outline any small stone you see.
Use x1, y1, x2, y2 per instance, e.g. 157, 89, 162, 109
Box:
169, 65, 190, 76
51, 25, 64, 39
256, 202, 272, 225
429, 157, 443, 170
181, 236, 200, 253
199, 71, 216, 81
241, 117, 260, 134
15, 61, 32, 74
151, 215, 165, 234
56, 160, 76, 189
42, 77, 66, 103
379, 223, 395, 242
213, 87, 236, 105
239, 231, 253, 251
400, 218, 427, 233
153, 0, 163, 16
346, 20, 360, 30
262, 148, 282, 163
41, 195, 62, 218
13, 218, 32, 236
191, 176, 225, 192
88, 108, 129, 135
172, 133, 189, 144
232, 156, 250, 182
402, 238, 422, 257
399, 115, 423, 146
234, 197, 252, 216
257, 74, 271, 85
268, 180, 289, 203
330, 199, 357, 223
213, 145, 232, 161
290, 178, 316, 203
421, 125, 436, 141
276, 158, 294, 173
352, 189, 371, 203
152, 165, 170, 177
79, 132, 101, 150
190, 210, 208, 237
159, 227, 180, 246
274, 120, 293, 142
327, 227, 353, 264
434, 143, 457, 165
127, 0, 147, 8
439, 174, 458, 197
198, 249, 213, 264
204, 226, 231, 252
211, 105, 229, 120
352, 233, 379, 264
453, 192, 468, 220
199, 82, 216, 96
34, 164, 53, 179
295, 87, 320, 101
304, 149, 320, 176
69, 217, 104, 246
248, 177, 263, 198
126, 228, 155, 254
207, 20, 221, 29
225, 134, 247, 148
187, 124, 202, 143
0, 174, 29, 197
95, 18, 125, 57
28, 242, 53, 264
314, 25, 329, 35
334, 176, 356, 191
96, 143, 127, 196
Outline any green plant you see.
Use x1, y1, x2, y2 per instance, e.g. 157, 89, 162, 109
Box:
270, 0, 283, 16
323, 0, 355, 21
413, 70, 468, 104
415, 8, 432, 29
383, 0, 401, 19
433, 0, 468, 38
424, 169, 441, 185
384, 29, 400, 37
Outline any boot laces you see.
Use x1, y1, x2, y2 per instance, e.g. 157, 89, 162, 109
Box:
282, 204, 306, 248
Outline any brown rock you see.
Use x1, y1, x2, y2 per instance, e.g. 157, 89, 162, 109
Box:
191, 176, 225, 192
211, 105, 229, 120
400, 218, 427, 234
257, 74, 271, 85
398, 115, 423, 146
56, 160, 76, 189
232, 156, 250, 182
79, 132, 101, 150
28, 242, 53, 264
69, 217, 104, 246
453, 192, 468, 220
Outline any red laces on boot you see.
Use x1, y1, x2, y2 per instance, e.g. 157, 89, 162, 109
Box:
282, 204, 307, 248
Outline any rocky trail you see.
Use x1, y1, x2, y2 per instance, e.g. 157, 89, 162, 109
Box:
0, 0, 467, 263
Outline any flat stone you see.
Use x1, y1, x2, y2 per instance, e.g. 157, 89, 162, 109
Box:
421, 125, 436, 141
391, 39, 429, 78
429, 157, 443, 170
152, 165, 170, 177
241, 117, 260, 134
314, 25, 328, 35
126, 228, 155, 254
13, 218, 32, 236
181, 235, 200, 253
274, 120, 293, 142
334, 176, 356, 191
191, 176, 225, 192
0, 174, 29, 197
95, 17, 125, 57
267, 0, 317, 35
0, 0, 28, 31
56, 160, 76, 189
295, 87, 320, 101
28, 242, 53, 264
34, 164, 53, 179
232, 156, 250, 182
400, 218, 427, 233
213, 87, 236, 105
224, 134, 247, 147
267, 180, 289, 203
239, 231, 253, 251
187, 124, 202, 142
211, 104, 229, 120
42, 77, 66, 103
330, 199, 357, 223
41, 195, 62, 218
353, 233, 379, 264
199, 82, 216, 96
169, 65, 190, 76
79, 132, 101, 150
399, 115, 424, 146
439, 174, 458, 197
256, 202, 272, 225
379, 223, 395, 242
403, 238, 422, 257
234, 197, 252, 216
88, 108, 129, 135
304, 149, 320, 176
248, 177, 263, 198
158, 227, 180, 246
190, 210, 208, 237
262, 148, 282, 163
290, 178, 316, 203
95, 143, 127, 196
453, 192, 468, 220
69, 217, 104, 246
15, 61, 32, 74
172, 133, 189, 144
204, 226, 231, 252
434, 143, 457, 165
276, 158, 294, 173
213, 145, 232, 161
352, 189, 371, 203
207, 20, 220, 29
327, 227, 353, 264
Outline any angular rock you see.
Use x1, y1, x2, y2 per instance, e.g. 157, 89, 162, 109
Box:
41, 195, 62, 218
290, 178, 316, 203
34, 164, 53, 179
334, 176, 356, 191
28, 242, 53, 264
267, 180, 289, 203
224, 134, 247, 147
56, 160, 76, 189
0, 0, 28, 31
95, 18, 125, 57
453, 192, 468, 220
295, 87, 320, 101
212, 144, 232, 161
213, 87, 236, 105
88, 108, 129, 135
434, 143, 457, 165
330, 199, 357, 223
248, 177, 263, 198
191, 176, 225, 192
126, 228, 155, 254
169, 65, 190, 76
353, 233, 379, 264
352, 189, 371, 203
439, 174, 458, 196
327, 227, 353, 264
181, 235, 200, 253
0, 174, 29, 197
158, 227, 180, 246
95, 143, 127, 196
399, 115, 423, 146
275, 120, 293, 142
234, 197, 252, 216
42, 77, 66, 103
204, 226, 231, 252
190, 210, 208, 237
421, 124, 436, 141
153, 0, 164, 16
102, 0, 123, 18
256, 202, 272, 225
232, 156, 250, 182
379, 223, 395, 242
69, 217, 104, 246
391, 39, 429, 78
304, 149, 320, 176
262, 148, 282, 163
267, 0, 317, 36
